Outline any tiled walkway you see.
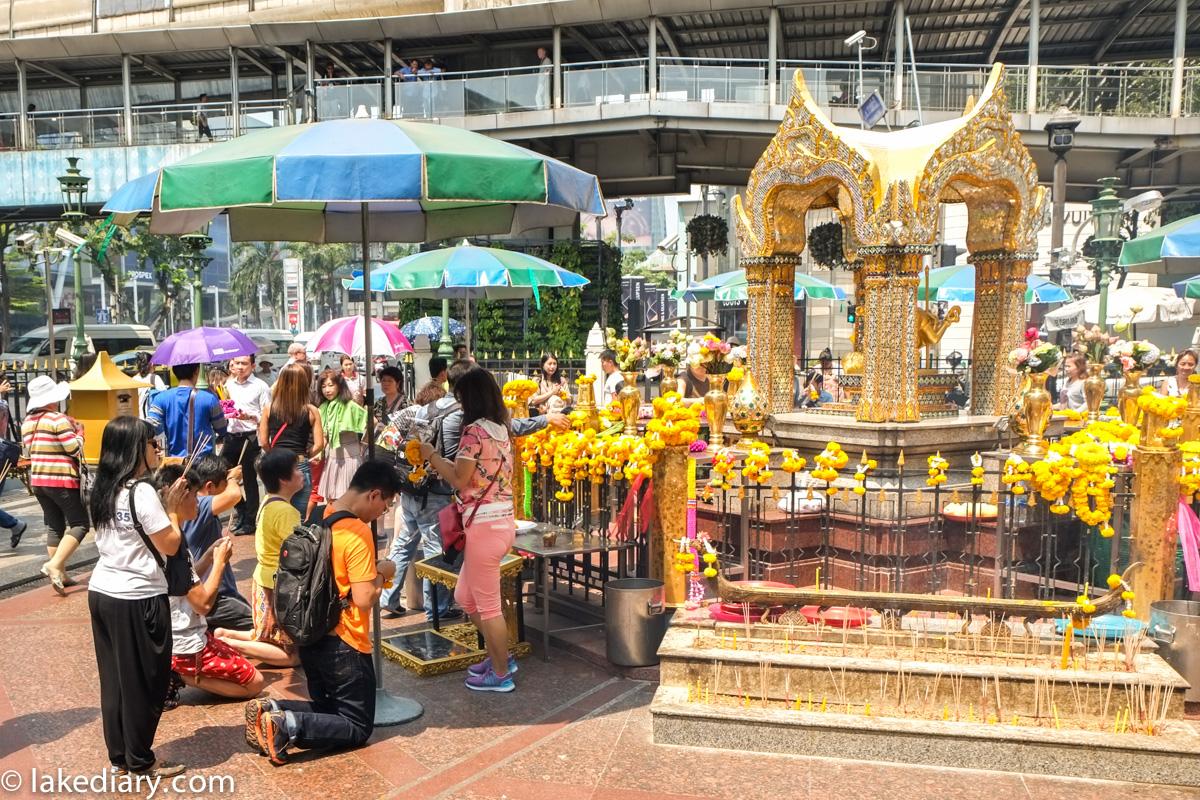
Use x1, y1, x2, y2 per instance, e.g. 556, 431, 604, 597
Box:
0, 535, 1196, 800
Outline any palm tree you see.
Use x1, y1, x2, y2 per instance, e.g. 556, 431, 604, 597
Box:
231, 242, 284, 326
292, 242, 353, 326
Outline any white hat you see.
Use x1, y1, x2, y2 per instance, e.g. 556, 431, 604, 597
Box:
26, 375, 71, 410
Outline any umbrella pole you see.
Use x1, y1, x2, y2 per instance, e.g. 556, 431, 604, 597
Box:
465, 297, 472, 355
361, 202, 423, 727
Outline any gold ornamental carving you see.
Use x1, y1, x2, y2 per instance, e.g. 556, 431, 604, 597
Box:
734, 63, 1046, 422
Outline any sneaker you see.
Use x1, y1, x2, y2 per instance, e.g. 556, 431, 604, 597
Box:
8, 520, 25, 548
244, 698, 278, 754
467, 656, 518, 678
465, 667, 515, 693
132, 760, 185, 779
258, 710, 291, 765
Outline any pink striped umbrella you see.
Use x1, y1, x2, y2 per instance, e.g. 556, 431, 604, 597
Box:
307, 315, 413, 359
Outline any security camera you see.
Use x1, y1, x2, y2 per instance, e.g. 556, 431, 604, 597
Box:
1124, 190, 1163, 214
54, 227, 85, 248
845, 31, 867, 46
14, 231, 37, 251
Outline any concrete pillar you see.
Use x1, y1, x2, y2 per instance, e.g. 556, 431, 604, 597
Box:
383, 38, 393, 119
121, 55, 133, 146
552, 26, 562, 109
16, 60, 27, 150
1027, 0, 1039, 115
768, 7, 780, 105
893, 1, 905, 111
305, 40, 316, 122
648, 17, 658, 101
230, 47, 241, 137
1171, 0, 1186, 119
285, 57, 295, 123
1051, 155, 1067, 251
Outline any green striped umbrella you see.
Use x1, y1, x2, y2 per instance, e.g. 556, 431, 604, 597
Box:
674, 270, 845, 302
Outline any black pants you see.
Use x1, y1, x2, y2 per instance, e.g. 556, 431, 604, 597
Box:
276, 635, 375, 751
33, 486, 89, 547
89, 591, 171, 772
224, 432, 261, 534
206, 591, 253, 632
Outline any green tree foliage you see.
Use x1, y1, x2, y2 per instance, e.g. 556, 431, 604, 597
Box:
471, 300, 509, 354
80, 219, 130, 324
230, 242, 285, 327
123, 229, 192, 336
291, 242, 354, 326
620, 247, 675, 289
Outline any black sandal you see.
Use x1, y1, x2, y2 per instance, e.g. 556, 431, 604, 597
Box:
163, 672, 185, 711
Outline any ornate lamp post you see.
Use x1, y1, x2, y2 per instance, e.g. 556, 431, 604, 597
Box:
181, 227, 214, 328
57, 157, 90, 362
1089, 177, 1124, 332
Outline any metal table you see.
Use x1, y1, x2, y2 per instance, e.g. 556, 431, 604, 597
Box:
512, 525, 637, 661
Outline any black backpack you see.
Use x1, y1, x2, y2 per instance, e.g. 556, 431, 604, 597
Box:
272, 510, 357, 647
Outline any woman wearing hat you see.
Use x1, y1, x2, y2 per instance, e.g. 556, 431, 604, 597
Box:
20, 375, 88, 594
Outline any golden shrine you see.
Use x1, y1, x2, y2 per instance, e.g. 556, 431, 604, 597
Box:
734, 63, 1046, 422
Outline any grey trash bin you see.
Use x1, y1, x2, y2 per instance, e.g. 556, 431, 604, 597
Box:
605, 578, 668, 667
1150, 600, 1200, 702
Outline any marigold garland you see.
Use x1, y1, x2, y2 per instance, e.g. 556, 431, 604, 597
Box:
812, 441, 848, 495
502, 377, 538, 411
740, 442, 773, 485
1181, 441, 1200, 499
926, 452, 948, 487
404, 439, 426, 483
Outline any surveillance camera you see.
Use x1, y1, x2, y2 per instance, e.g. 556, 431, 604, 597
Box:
845, 31, 867, 46
622, 198, 635, 210
14, 231, 37, 250
1124, 190, 1163, 214
54, 227, 85, 248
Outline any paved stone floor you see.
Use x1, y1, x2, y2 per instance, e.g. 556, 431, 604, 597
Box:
0, 532, 1197, 800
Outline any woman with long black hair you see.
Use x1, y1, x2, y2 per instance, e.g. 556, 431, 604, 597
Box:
421, 366, 515, 692
87, 416, 191, 778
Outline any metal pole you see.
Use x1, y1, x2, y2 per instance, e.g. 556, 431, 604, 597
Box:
438, 299, 454, 357
1171, 0, 1186, 119
383, 39, 393, 119
1051, 156, 1067, 251
552, 26, 562, 109
1027, 0, 1040, 115
44, 254, 55, 371
16, 60, 26, 150
857, 42, 865, 128
305, 41, 316, 122
361, 203, 423, 727
285, 57, 296, 124
892, 0, 904, 113
648, 17, 658, 101
122, 55, 133, 146
597, 217, 607, 330
70, 250, 87, 362
767, 8, 779, 105
230, 47, 242, 137
1098, 260, 1111, 333
905, 14, 922, 125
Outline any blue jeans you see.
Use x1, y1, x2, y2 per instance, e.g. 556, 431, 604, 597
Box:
276, 635, 375, 751
380, 492, 452, 619
287, 458, 312, 519
0, 507, 19, 529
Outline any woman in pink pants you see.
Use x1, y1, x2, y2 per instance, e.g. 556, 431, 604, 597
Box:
422, 367, 516, 693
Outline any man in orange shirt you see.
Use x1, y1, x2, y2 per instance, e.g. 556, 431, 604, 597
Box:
249, 460, 401, 764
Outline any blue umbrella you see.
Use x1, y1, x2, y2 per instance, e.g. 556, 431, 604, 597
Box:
401, 316, 466, 339
917, 265, 1072, 304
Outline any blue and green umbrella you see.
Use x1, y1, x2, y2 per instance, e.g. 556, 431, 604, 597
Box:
675, 270, 846, 302
916, 265, 1072, 304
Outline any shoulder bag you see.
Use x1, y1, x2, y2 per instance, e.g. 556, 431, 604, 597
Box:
128, 480, 195, 596
438, 471, 497, 567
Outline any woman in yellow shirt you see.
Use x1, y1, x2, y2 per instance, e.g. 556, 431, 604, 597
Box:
214, 449, 304, 667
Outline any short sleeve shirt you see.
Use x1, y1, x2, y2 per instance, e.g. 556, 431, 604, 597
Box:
254, 497, 301, 589
183, 496, 242, 600
457, 420, 513, 506
325, 507, 377, 653
89, 482, 173, 600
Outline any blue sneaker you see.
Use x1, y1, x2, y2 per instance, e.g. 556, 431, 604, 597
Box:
467, 655, 518, 678
465, 667, 515, 693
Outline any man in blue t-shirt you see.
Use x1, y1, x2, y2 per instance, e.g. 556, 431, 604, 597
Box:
182, 455, 252, 632
148, 363, 228, 457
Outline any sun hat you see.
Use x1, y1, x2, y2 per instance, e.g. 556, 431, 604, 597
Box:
26, 375, 71, 410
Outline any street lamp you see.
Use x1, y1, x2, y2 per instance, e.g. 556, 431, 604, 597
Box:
181, 227, 214, 328
56, 157, 90, 363
1090, 177, 1124, 333
844, 30, 878, 129
613, 197, 635, 254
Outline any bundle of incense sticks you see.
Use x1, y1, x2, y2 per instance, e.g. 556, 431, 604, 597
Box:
235, 439, 249, 499
181, 433, 212, 475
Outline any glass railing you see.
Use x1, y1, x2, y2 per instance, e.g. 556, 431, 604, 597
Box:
27, 107, 123, 149
1035, 64, 1173, 117
5, 60, 1190, 153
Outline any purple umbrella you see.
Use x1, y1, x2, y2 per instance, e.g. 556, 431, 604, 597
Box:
151, 327, 259, 366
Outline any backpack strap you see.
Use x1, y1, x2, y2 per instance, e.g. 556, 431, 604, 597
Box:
322, 510, 358, 529
186, 388, 197, 454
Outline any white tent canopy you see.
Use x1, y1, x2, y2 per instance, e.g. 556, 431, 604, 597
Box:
1043, 287, 1195, 332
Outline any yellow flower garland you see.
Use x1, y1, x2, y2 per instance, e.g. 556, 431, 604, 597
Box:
812, 441, 849, 495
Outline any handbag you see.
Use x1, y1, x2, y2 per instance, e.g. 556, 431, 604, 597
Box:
438, 472, 498, 567
0, 408, 20, 470
128, 479, 195, 596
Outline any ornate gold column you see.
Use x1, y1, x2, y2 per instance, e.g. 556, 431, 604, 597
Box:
1131, 444, 1181, 620
1183, 379, 1200, 441
969, 251, 1033, 416
745, 256, 798, 413
651, 445, 689, 606
857, 249, 923, 422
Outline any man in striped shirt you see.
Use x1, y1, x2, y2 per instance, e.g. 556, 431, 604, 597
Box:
20, 375, 88, 594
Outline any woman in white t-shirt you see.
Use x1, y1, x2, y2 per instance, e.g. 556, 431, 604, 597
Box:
87, 416, 191, 780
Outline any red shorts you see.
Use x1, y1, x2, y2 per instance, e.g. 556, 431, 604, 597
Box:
172, 632, 258, 686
